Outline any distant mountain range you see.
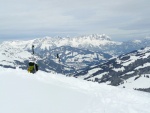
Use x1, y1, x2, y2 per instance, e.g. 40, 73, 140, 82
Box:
1, 34, 150, 71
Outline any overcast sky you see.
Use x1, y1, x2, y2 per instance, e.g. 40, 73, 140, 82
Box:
0, 0, 150, 42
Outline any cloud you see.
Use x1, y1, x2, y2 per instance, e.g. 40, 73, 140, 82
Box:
0, 0, 150, 41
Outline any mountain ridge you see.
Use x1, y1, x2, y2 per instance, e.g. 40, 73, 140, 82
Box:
1, 34, 120, 51
3, 34, 150, 57
74, 46, 150, 92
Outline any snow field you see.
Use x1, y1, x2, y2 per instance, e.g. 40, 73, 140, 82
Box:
0, 67, 150, 113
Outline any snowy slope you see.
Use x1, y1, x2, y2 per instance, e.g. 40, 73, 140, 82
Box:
0, 44, 40, 69
0, 67, 150, 113
75, 46, 150, 92
43, 46, 111, 70
119, 74, 150, 89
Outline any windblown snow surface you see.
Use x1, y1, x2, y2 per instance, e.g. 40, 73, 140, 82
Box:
0, 67, 150, 113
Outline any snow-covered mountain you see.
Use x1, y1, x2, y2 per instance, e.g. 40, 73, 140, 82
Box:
0, 67, 150, 113
1, 34, 150, 76
3, 34, 150, 56
74, 46, 150, 92
0, 41, 111, 75
1, 34, 121, 53
0, 43, 40, 69
41, 46, 111, 70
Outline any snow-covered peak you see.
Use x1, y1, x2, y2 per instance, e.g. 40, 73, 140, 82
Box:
137, 46, 150, 53
2, 40, 34, 50
79, 34, 111, 40
132, 40, 142, 44
70, 34, 121, 46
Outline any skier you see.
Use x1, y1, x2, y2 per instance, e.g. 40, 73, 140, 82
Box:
27, 45, 38, 73
57, 53, 61, 62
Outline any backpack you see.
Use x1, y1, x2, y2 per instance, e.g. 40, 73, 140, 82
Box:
28, 62, 38, 73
